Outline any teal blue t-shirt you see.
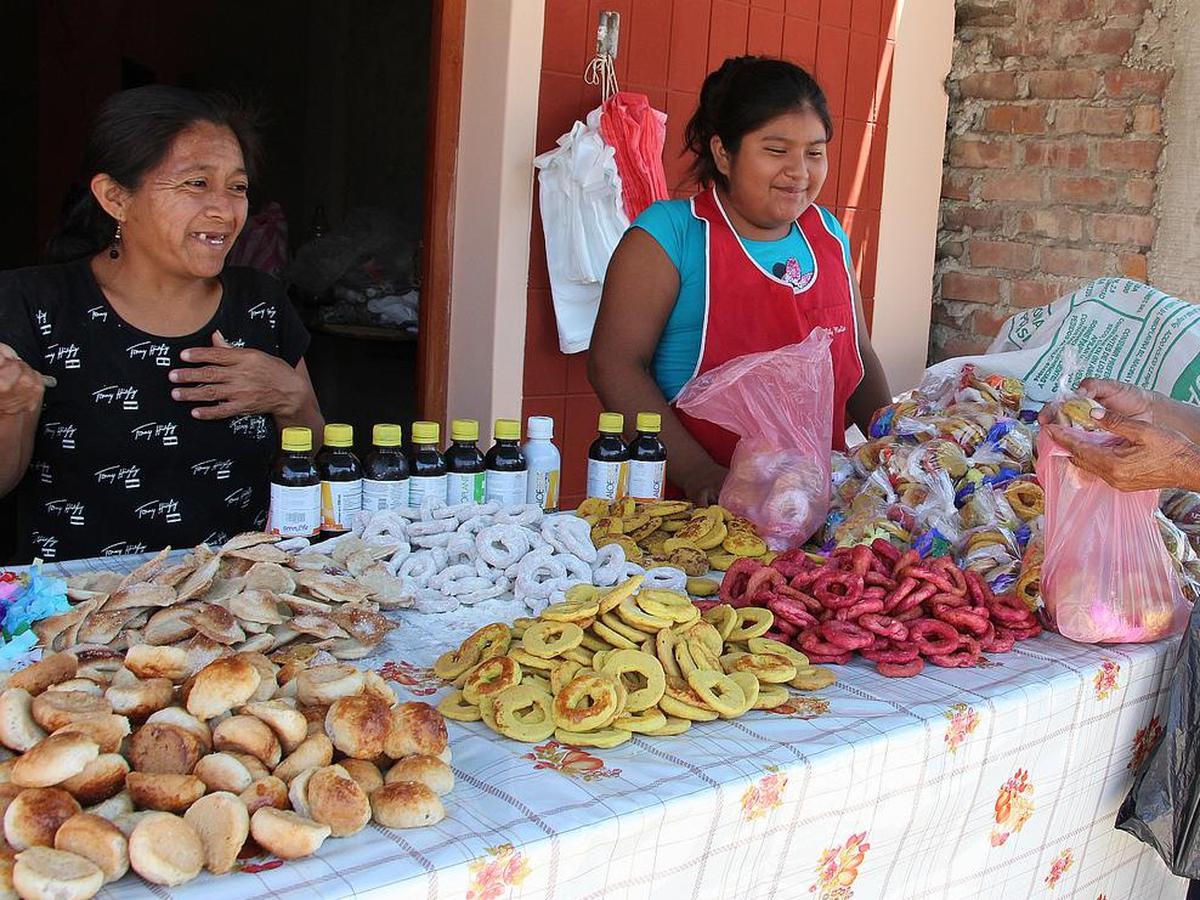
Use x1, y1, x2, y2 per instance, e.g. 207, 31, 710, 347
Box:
631, 199, 854, 402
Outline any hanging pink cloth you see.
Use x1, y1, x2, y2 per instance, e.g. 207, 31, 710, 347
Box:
598, 91, 669, 221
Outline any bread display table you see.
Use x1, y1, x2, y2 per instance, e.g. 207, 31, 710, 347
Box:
37, 552, 1188, 899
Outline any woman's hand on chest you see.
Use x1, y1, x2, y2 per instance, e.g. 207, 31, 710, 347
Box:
167, 330, 304, 420
0, 344, 45, 416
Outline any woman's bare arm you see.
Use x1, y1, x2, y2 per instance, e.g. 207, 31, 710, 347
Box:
588, 229, 728, 504
845, 278, 891, 436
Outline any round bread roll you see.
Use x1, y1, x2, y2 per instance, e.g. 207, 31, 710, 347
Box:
9, 653, 77, 697
384, 702, 448, 760
186, 657, 261, 720
74, 656, 122, 687
105, 678, 173, 721
13, 846, 101, 900
295, 665, 363, 707
128, 812, 204, 886
46, 679, 103, 697
325, 694, 391, 761
123, 646, 189, 683
384, 755, 454, 796
124, 772, 205, 813
225, 751, 270, 781
272, 733, 333, 784
438, 744, 452, 765
301, 705, 330, 738
0, 758, 15, 784
109, 668, 138, 688
369, 781, 445, 829
183, 791, 249, 875
127, 723, 203, 775
337, 759, 383, 797
241, 701, 307, 753
286, 768, 317, 819
0, 781, 23, 819
54, 813, 129, 883
239, 776, 287, 813
249, 808, 330, 860
193, 753, 253, 794
53, 716, 130, 756
12, 734, 99, 788
272, 678, 298, 703
60, 754, 129, 806
274, 662, 302, 692
145, 708, 211, 753
30, 692, 111, 734
236, 653, 279, 703
0, 853, 13, 900
305, 765, 370, 837
4, 787, 81, 850
0, 689, 47, 752
110, 811, 154, 838
360, 671, 397, 707
84, 790, 133, 823
212, 716, 280, 768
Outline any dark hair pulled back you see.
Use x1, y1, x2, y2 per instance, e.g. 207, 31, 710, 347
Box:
45, 85, 262, 264
684, 56, 833, 190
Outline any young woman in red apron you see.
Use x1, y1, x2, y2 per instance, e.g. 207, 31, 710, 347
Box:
590, 57, 891, 504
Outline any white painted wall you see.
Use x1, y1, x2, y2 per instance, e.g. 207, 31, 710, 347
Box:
873, 0, 956, 393
446, 0, 545, 429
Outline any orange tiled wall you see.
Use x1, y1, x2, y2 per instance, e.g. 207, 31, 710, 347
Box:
523, 0, 899, 508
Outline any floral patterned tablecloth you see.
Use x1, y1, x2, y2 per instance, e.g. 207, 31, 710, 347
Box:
41, 552, 1188, 900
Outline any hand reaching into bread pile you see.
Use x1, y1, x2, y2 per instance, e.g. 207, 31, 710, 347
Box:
0, 645, 453, 898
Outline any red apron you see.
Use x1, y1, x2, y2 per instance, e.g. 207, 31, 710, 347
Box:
673, 186, 864, 464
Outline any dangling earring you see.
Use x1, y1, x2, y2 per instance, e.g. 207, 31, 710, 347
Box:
109, 222, 122, 259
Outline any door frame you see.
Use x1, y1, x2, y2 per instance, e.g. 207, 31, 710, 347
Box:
417, 0, 466, 426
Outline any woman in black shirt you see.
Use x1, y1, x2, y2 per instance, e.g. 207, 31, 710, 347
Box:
0, 86, 323, 562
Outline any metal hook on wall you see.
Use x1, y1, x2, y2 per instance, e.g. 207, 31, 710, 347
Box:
585, 11, 620, 103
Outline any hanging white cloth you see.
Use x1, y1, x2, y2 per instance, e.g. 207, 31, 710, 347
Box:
533, 107, 630, 354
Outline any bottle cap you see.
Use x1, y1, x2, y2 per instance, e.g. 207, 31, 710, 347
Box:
598, 412, 624, 434
494, 418, 521, 441
527, 415, 554, 440
281, 427, 312, 452
636, 412, 662, 433
373, 423, 402, 447
450, 419, 479, 442
323, 423, 353, 448
411, 421, 440, 444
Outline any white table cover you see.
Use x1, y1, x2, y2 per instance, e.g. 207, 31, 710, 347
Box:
28, 552, 1188, 900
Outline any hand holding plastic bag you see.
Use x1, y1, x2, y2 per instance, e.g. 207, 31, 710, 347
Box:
674, 330, 833, 549
1036, 427, 1187, 643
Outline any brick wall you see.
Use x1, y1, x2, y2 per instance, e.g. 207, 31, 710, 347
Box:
931, 0, 1172, 360
525, 0, 899, 508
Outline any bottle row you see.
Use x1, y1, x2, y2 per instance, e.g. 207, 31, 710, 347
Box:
267, 411, 666, 538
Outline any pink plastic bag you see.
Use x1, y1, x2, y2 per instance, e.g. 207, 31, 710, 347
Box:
599, 91, 669, 221
674, 330, 833, 550
1036, 430, 1188, 643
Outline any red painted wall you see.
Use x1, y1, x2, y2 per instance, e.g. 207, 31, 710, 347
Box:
523, 0, 899, 508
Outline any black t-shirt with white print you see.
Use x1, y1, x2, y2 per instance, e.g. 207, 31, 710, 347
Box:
0, 259, 310, 563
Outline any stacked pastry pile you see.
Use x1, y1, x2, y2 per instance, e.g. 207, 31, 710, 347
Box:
435, 576, 836, 748
576, 499, 773, 575
349, 500, 680, 614
830, 365, 1042, 599
0, 645, 452, 898
38, 532, 402, 666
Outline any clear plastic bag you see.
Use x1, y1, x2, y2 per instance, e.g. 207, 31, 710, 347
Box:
1036, 429, 1188, 643
674, 330, 833, 549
